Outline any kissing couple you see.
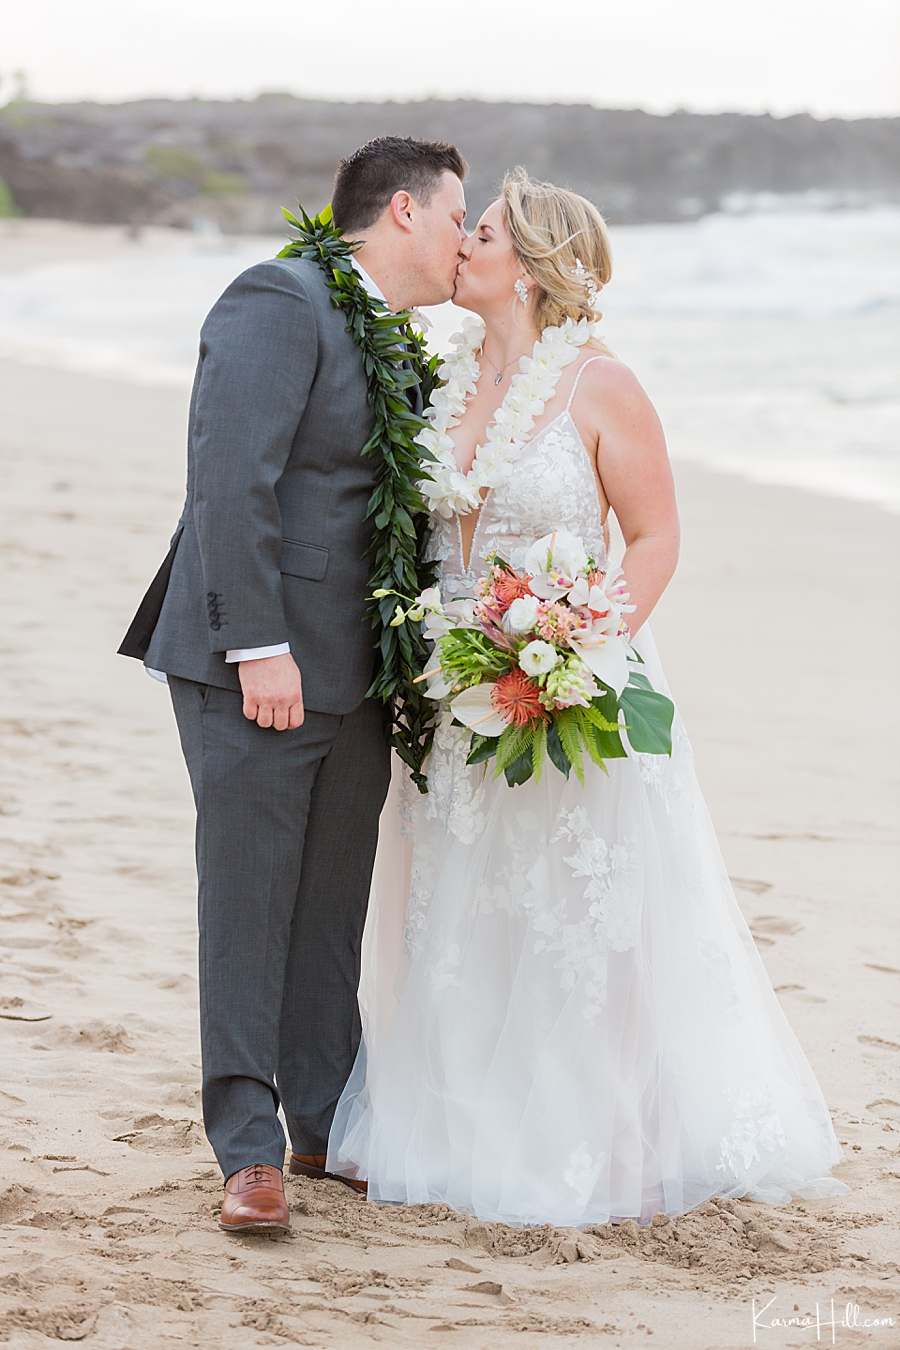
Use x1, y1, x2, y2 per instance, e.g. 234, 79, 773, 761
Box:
121, 135, 847, 1233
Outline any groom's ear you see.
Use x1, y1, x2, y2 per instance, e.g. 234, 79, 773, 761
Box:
388, 190, 416, 234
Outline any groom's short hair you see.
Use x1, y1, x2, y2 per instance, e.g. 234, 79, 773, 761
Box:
332, 136, 467, 233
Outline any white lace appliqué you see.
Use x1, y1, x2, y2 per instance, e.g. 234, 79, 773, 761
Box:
717, 1086, 788, 1179
424, 713, 487, 846
698, 939, 742, 1024
632, 750, 682, 814
402, 714, 487, 958
564, 1141, 607, 1207
522, 807, 642, 1022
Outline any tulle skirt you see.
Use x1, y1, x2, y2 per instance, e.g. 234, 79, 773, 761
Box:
327, 627, 848, 1227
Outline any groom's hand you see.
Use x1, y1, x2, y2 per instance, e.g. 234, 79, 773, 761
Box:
239, 653, 305, 730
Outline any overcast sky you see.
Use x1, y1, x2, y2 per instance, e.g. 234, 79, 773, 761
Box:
2, 0, 898, 117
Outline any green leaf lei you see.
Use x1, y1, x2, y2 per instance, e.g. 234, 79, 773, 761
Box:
278, 204, 439, 791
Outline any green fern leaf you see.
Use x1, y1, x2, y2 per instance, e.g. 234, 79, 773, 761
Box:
555, 708, 584, 786
495, 724, 535, 774
582, 701, 621, 733
577, 713, 610, 774
531, 721, 548, 782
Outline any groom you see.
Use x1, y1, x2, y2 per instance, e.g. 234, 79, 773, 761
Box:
119, 137, 467, 1232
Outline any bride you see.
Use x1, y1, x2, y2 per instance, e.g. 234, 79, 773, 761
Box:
327, 169, 848, 1226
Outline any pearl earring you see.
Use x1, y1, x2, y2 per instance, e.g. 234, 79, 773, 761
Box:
514, 278, 528, 306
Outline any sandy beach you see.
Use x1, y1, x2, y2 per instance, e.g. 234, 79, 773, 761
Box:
0, 234, 899, 1345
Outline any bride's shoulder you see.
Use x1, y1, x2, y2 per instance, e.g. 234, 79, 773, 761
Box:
570, 354, 661, 445
573, 351, 650, 407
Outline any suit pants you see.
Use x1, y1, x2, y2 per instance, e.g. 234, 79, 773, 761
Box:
168, 676, 391, 1180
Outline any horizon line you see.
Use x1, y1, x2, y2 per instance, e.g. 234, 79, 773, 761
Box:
2, 91, 898, 123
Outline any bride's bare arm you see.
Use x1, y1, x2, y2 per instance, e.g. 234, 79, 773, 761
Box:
579, 359, 680, 637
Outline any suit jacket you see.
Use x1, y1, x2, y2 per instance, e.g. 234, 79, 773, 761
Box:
120, 255, 412, 716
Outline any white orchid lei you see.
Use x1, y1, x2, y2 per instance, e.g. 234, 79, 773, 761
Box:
416, 313, 603, 520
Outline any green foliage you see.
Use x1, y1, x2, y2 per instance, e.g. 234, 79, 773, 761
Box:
458, 664, 675, 789
618, 685, 674, 754
555, 707, 585, 785
145, 145, 209, 187
546, 722, 571, 778
278, 205, 440, 791
0, 177, 18, 219
466, 733, 498, 767
531, 720, 547, 781
495, 724, 535, 774
203, 171, 247, 196
504, 750, 536, 787
438, 629, 512, 688
144, 146, 246, 195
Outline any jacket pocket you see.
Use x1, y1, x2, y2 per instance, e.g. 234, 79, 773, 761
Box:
280, 538, 329, 581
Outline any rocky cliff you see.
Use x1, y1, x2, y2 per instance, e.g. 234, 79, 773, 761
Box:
1, 95, 897, 230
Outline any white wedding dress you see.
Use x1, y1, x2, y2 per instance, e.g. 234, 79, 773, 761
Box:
327, 361, 848, 1226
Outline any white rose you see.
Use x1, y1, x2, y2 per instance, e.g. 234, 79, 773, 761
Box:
519, 640, 560, 677
504, 595, 541, 633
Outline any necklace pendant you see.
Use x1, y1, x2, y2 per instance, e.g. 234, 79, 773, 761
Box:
494, 371, 502, 385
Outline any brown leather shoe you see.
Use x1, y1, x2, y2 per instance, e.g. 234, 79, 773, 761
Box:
219, 1163, 291, 1233
289, 1152, 368, 1196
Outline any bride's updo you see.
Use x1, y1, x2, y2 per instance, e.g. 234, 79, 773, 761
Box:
501, 168, 612, 331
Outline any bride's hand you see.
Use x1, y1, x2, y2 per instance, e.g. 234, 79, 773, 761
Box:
238, 653, 305, 730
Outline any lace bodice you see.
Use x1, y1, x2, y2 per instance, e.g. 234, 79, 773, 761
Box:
427, 358, 610, 599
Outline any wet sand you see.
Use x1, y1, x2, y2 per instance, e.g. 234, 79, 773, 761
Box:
0, 357, 898, 1347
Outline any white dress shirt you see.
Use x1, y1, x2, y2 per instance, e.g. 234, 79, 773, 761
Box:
145, 256, 388, 684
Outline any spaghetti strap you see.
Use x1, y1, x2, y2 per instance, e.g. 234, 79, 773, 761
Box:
565, 355, 609, 411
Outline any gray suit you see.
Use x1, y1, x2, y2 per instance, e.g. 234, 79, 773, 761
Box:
120, 256, 397, 1177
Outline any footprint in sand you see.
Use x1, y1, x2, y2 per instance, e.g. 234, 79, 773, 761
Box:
111, 1114, 205, 1154
857, 1034, 900, 1052
866, 1098, 900, 1120
0, 1184, 38, 1224
0, 995, 51, 1022
38, 1020, 135, 1053
730, 877, 773, 895
774, 985, 826, 1003
750, 915, 803, 947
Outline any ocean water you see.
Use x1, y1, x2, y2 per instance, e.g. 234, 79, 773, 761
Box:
0, 208, 897, 511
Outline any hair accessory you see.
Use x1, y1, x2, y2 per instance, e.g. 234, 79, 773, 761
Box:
572, 257, 601, 311
514, 278, 529, 306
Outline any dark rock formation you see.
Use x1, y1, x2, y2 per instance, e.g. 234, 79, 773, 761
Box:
0, 95, 897, 230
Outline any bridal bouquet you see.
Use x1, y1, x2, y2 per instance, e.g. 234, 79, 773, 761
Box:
385, 530, 675, 787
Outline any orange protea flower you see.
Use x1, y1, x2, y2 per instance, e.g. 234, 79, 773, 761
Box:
491, 668, 547, 728
491, 569, 534, 610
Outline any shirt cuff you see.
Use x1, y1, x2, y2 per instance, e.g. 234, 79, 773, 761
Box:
225, 643, 291, 663
145, 667, 169, 684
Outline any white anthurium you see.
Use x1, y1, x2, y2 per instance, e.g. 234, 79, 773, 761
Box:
519, 639, 560, 677
450, 682, 506, 737
569, 632, 630, 696
423, 669, 455, 700
504, 594, 541, 633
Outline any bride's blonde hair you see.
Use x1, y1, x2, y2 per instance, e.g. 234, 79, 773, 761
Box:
500, 167, 613, 334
